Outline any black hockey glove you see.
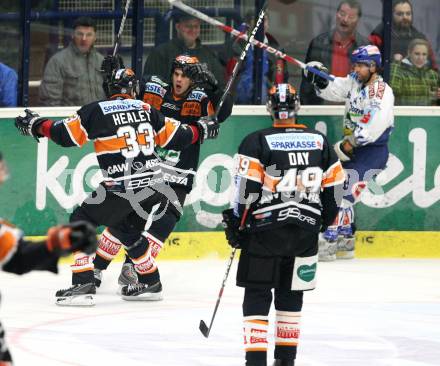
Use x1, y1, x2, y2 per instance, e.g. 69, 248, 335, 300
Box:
101, 55, 125, 97
187, 63, 218, 90
195, 116, 219, 144
46, 221, 97, 256
303, 61, 330, 89
222, 208, 245, 249
15, 109, 48, 141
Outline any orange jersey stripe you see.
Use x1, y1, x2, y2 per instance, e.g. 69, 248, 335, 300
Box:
263, 173, 281, 192
322, 161, 345, 187
0, 230, 19, 263
237, 155, 265, 183
155, 118, 180, 147
207, 101, 215, 116
64, 115, 88, 146
143, 93, 163, 110
94, 136, 127, 154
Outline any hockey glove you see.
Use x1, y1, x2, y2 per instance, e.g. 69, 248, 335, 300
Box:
195, 116, 219, 144
334, 139, 354, 162
101, 55, 125, 97
15, 109, 48, 141
303, 61, 330, 89
187, 63, 218, 90
222, 208, 246, 249
46, 221, 97, 256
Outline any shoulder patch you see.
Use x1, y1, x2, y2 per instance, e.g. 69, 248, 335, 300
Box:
187, 90, 206, 102
144, 81, 168, 98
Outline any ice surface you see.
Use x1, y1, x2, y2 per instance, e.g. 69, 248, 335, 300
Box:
1, 259, 440, 366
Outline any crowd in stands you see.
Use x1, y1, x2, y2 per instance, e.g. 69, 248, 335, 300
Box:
0, 0, 439, 107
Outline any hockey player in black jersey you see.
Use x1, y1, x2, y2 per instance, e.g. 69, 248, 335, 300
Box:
92, 55, 233, 294
222, 84, 345, 366
14, 67, 219, 306
0, 151, 97, 364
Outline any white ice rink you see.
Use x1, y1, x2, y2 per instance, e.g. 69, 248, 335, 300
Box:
1, 259, 440, 366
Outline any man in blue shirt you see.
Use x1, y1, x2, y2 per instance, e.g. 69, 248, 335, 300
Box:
0, 62, 17, 107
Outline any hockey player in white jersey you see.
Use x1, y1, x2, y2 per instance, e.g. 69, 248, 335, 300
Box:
303, 45, 394, 261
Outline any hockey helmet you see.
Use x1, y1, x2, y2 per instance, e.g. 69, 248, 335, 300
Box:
351, 45, 382, 68
266, 83, 300, 120
171, 55, 200, 80
108, 68, 139, 98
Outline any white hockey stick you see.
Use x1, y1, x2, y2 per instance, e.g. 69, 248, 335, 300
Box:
168, 0, 334, 81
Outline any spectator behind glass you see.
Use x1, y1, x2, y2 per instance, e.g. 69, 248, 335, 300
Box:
300, 0, 368, 105
39, 16, 105, 106
142, 11, 225, 89
369, 0, 437, 69
220, 13, 289, 105
390, 38, 440, 106
0, 61, 17, 107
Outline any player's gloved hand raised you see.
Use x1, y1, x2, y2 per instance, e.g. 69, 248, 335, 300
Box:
222, 208, 245, 249
303, 61, 330, 89
196, 116, 219, 144
187, 63, 218, 90
46, 221, 97, 256
101, 54, 125, 77
15, 109, 48, 142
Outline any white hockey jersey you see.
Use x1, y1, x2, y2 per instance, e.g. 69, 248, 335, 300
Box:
318, 73, 394, 147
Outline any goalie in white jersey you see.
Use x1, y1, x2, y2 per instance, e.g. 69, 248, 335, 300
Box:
303, 45, 394, 261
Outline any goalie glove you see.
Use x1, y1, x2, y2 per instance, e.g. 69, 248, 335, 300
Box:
222, 208, 246, 249
46, 221, 97, 256
15, 109, 48, 141
195, 116, 219, 144
303, 61, 330, 89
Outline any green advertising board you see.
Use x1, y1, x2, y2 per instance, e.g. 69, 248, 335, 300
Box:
0, 106, 439, 257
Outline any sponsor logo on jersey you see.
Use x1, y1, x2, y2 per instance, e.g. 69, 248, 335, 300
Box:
145, 82, 167, 97
163, 172, 189, 186
187, 90, 205, 102
127, 176, 163, 189
99, 99, 146, 115
265, 133, 323, 151
277, 207, 316, 225
107, 163, 129, 175
162, 102, 180, 111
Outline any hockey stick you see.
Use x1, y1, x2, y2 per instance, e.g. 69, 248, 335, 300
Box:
212, 1, 268, 119
199, 204, 251, 338
113, 0, 132, 56
168, 0, 334, 82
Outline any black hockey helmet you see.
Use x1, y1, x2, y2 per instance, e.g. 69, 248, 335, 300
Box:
170, 55, 200, 80
266, 83, 300, 120
108, 68, 139, 98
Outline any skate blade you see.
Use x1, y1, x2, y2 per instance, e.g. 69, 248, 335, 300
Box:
318, 254, 337, 262
56, 294, 95, 307
336, 251, 355, 259
121, 292, 163, 301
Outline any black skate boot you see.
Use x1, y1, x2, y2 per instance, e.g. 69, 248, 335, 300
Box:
121, 282, 163, 301
273, 359, 294, 366
93, 268, 102, 288
55, 283, 96, 306
117, 262, 138, 294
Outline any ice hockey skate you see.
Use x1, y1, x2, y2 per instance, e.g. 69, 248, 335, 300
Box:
337, 224, 355, 259
93, 268, 102, 288
121, 281, 163, 301
117, 262, 138, 294
318, 227, 338, 262
273, 359, 295, 366
55, 283, 96, 306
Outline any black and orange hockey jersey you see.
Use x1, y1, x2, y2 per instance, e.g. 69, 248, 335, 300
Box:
142, 76, 231, 192
233, 122, 345, 233
0, 219, 22, 269
47, 98, 196, 191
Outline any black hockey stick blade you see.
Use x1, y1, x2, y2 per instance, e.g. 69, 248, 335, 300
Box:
199, 319, 210, 338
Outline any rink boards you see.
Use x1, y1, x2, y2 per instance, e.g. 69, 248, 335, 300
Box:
1, 105, 440, 258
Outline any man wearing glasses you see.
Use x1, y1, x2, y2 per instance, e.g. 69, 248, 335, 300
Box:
300, 1, 368, 105
39, 16, 106, 106
143, 10, 225, 90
